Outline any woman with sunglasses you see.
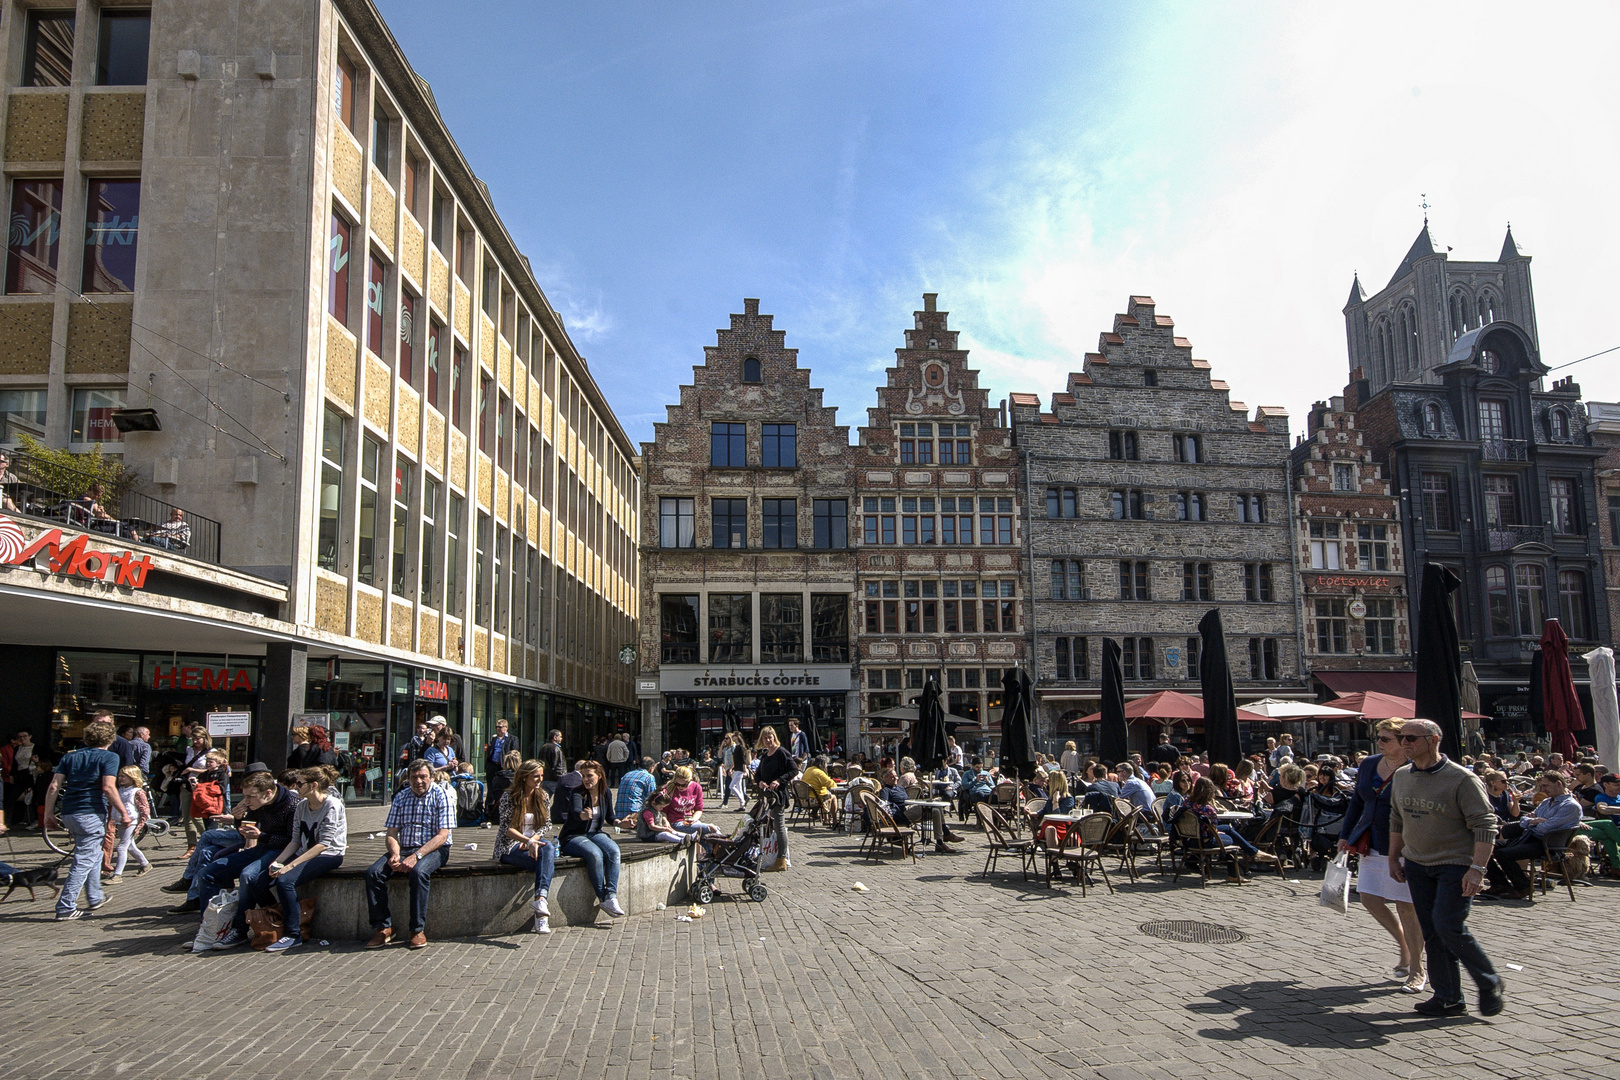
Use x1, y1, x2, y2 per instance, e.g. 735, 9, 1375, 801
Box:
1341, 718, 1426, 994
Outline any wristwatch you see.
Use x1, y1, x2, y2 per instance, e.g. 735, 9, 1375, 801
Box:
1469, 864, 1487, 873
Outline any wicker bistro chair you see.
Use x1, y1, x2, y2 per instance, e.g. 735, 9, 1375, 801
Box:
1170, 812, 1245, 887
1128, 809, 1169, 876
1246, 813, 1297, 876
1095, 808, 1145, 882
991, 784, 1023, 836
1043, 812, 1115, 895
975, 803, 1036, 881
828, 763, 847, 779
1532, 827, 1580, 901
858, 790, 919, 864
789, 779, 819, 826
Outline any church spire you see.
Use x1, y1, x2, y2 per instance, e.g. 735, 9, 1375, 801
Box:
1346, 272, 1366, 307
1387, 222, 1437, 288
1500, 223, 1522, 261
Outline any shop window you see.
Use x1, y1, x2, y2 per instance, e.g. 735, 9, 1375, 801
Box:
708, 594, 752, 663
811, 594, 848, 662
81, 179, 140, 293
96, 9, 149, 86
661, 594, 699, 664
6, 179, 64, 295
70, 387, 125, 444
760, 594, 803, 663
762, 498, 797, 549
23, 11, 75, 87
319, 407, 345, 572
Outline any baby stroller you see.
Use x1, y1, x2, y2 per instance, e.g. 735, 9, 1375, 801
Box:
690, 790, 776, 904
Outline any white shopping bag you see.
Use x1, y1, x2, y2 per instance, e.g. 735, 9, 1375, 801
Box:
760, 829, 779, 867
192, 887, 239, 953
1319, 854, 1351, 915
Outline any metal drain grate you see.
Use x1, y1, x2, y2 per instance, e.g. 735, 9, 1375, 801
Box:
1139, 920, 1248, 945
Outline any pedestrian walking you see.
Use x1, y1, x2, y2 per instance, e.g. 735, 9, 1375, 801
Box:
1388, 719, 1505, 1018
43, 719, 130, 920
109, 766, 152, 881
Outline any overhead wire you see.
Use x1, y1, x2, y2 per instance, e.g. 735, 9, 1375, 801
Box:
1548, 344, 1620, 372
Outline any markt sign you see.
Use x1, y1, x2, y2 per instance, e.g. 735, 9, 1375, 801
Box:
0, 516, 154, 589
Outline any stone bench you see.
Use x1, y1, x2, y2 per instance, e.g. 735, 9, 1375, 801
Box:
305, 840, 695, 940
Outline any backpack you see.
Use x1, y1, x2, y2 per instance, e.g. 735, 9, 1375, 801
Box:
454, 778, 485, 825
335, 749, 357, 773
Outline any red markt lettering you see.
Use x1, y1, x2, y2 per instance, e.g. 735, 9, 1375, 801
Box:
6, 526, 153, 589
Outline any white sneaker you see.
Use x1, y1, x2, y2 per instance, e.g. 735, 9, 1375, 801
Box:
265, 936, 302, 953
601, 896, 626, 918
533, 915, 551, 934
532, 895, 550, 917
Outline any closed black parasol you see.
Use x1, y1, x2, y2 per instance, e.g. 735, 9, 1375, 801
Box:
1100, 638, 1129, 766
1413, 564, 1464, 760
1199, 609, 1243, 767
998, 667, 1038, 780
913, 676, 948, 771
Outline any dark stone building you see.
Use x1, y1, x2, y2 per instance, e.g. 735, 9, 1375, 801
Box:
1011, 296, 1301, 755
1589, 402, 1620, 645
636, 300, 858, 756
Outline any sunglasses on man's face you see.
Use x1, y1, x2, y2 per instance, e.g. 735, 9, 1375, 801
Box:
1398, 733, 1435, 743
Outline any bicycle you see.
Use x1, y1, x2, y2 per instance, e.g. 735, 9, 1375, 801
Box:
41, 780, 168, 856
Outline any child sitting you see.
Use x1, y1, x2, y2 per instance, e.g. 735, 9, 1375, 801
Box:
635, 791, 686, 844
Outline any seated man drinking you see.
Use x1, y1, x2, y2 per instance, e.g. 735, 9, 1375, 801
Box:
195, 771, 299, 948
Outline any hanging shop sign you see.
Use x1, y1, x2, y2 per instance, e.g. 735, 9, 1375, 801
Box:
0, 517, 153, 589
416, 678, 449, 700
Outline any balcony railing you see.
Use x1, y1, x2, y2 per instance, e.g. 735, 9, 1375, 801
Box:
1481, 438, 1530, 462
1485, 524, 1549, 552
0, 447, 222, 565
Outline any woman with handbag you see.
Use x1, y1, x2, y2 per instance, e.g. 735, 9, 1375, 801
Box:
1340, 718, 1426, 994
259, 765, 348, 953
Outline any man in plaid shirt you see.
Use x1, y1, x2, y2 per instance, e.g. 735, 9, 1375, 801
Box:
364, 759, 454, 950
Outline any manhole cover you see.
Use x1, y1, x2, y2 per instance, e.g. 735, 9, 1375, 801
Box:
1139, 920, 1247, 945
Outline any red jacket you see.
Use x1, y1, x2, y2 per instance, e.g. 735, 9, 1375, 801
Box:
191, 780, 225, 818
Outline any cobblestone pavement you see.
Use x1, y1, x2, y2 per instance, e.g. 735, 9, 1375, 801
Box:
1, 802, 1615, 1080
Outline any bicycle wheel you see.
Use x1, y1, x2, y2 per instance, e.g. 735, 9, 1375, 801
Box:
42, 796, 75, 857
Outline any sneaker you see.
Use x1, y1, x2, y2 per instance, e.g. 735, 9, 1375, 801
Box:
55, 909, 85, 921
601, 895, 626, 918
211, 929, 249, 950
408, 932, 429, 949
135, 866, 151, 877
168, 898, 200, 915
109, 874, 123, 884
161, 879, 192, 894
1478, 977, 1505, 1017
533, 915, 552, 934
532, 894, 550, 918
87, 897, 108, 911
1413, 996, 1466, 1017
264, 936, 302, 953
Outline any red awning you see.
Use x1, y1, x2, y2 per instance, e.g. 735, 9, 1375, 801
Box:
1066, 689, 1269, 727
1313, 671, 1417, 698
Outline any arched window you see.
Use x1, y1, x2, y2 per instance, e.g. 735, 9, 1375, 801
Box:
1374, 318, 1391, 384
1449, 291, 1473, 339
1548, 407, 1570, 442
1478, 291, 1497, 324
742, 357, 762, 383
1485, 565, 1511, 636
1423, 402, 1443, 436
1397, 307, 1416, 372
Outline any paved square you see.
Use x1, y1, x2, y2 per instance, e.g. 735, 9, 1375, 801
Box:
2, 806, 1614, 1080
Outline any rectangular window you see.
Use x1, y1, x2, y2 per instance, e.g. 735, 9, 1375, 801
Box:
1055, 636, 1088, 681
1174, 433, 1202, 463
80, 179, 140, 293
1332, 463, 1355, 491
762, 498, 797, 549
760, 594, 803, 663
1482, 474, 1519, 528
357, 435, 380, 585
712, 498, 747, 549
478, 374, 493, 453
1314, 599, 1348, 653
1549, 478, 1578, 535
456, 222, 474, 280
420, 477, 438, 608
1183, 561, 1212, 601
659, 497, 694, 548
399, 291, 417, 384
762, 423, 797, 468
1108, 430, 1139, 461
1365, 598, 1397, 654
1122, 638, 1153, 680
813, 499, 847, 549
1242, 563, 1274, 602
318, 407, 345, 572
497, 393, 511, 469
1248, 638, 1280, 680
709, 594, 752, 663
475, 513, 491, 625
1111, 489, 1144, 520
431, 191, 448, 251
1309, 521, 1341, 570
452, 345, 468, 429
1560, 570, 1589, 639
23, 11, 75, 87
812, 594, 848, 662
70, 387, 125, 444
372, 106, 391, 171
446, 495, 465, 614
1486, 565, 1512, 637
1185, 636, 1201, 674
1046, 486, 1077, 518
1610, 495, 1620, 544
5, 180, 63, 295
1356, 523, 1389, 570
0, 389, 48, 443
1514, 565, 1546, 637
660, 595, 700, 664
1118, 560, 1150, 600
96, 9, 149, 86
1420, 472, 1454, 531
335, 51, 357, 133
1176, 491, 1206, 521
328, 214, 352, 326
392, 458, 412, 598
366, 253, 387, 358
405, 155, 421, 218
482, 262, 498, 319
1235, 493, 1266, 523
1479, 399, 1509, 445
710, 422, 746, 467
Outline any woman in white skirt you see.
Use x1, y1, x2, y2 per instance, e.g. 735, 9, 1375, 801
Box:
1341, 718, 1427, 994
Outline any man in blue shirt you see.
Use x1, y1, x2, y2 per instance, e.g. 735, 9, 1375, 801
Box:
365, 760, 454, 950
44, 719, 129, 920
1485, 771, 1583, 898
614, 757, 659, 825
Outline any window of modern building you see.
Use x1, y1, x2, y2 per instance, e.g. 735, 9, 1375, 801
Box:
357, 435, 380, 585
1175, 491, 1206, 521
1356, 523, 1389, 570
497, 393, 511, 470
760, 594, 803, 663
1514, 564, 1546, 636
762, 498, 797, 549
762, 423, 797, 468
1111, 489, 1144, 520
1108, 429, 1139, 461
366, 253, 387, 358
1548, 478, 1578, 534
335, 51, 358, 133
742, 357, 762, 383
404, 154, 422, 218
446, 494, 465, 614
318, 407, 345, 572
430, 190, 449, 252
813, 499, 847, 549
659, 497, 694, 548
1332, 463, 1355, 492
1054, 636, 1088, 680
1419, 472, 1454, 531
372, 105, 392, 171
1173, 433, 1202, 463
475, 512, 491, 625
1235, 493, 1266, 523
1119, 560, 1150, 601
80, 179, 140, 292
1051, 559, 1084, 600
96, 9, 149, 86
708, 594, 751, 663
710, 422, 746, 467
481, 262, 498, 320
478, 373, 493, 454
23, 10, 75, 86
1309, 522, 1341, 570
0, 389, 48, 444
1315, 599, 1347, 653
811, 594, 848, 662
399, 291, 418, 384
328, 213, 352, 326
1365, 598, 1397, 654
1183, 561, 1211, 601
1560, 570, 1589, 640
1122, 637, 1154, 680
1243, 563, 1274, 602
712, 498, 747, 549
863, 496, 897, 545
419, 476, 438, 608
456, 220, 474, 281
451, 345, 469, 430
1045, 486, 1078, 519
661, 594, 699, 664
5, 179, 63, 295
69, 387, 124, 444
392, 458, 412, 598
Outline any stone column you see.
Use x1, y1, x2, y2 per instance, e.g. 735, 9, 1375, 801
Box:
259, 642, 308, 771
642, 698, 663, 758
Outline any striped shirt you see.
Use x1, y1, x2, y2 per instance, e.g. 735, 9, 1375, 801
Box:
385, 783, 454, 849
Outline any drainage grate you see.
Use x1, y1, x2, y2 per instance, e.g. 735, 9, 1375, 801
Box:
1139, 920, 1248, 945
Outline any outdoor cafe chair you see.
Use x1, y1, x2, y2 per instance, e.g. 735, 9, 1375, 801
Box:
788, 779, 817, 826
1170, 812, 1244, 888
1532, 828, 1580, 901
1095, 808, 1145, 882
975, 803, 1034, 881
991, 785, 1023, 836
859, 790, 918, 864
1043, 812, 1114, 895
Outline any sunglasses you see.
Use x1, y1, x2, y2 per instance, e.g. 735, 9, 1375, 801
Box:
1376, 735, 1397, 743
1397, 733, 1436, 743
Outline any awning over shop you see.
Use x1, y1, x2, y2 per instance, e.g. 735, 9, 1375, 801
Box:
1313, 670, 1417, 699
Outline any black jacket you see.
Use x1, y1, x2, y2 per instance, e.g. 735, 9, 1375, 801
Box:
754, 747, 795, 789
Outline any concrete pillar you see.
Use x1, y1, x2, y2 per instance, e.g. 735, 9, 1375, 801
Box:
259, 642, 307, 771
642, 698, 662, 758
845, 688, 861, 759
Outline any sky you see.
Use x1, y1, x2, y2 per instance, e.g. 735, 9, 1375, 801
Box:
375, 0, 1620, 449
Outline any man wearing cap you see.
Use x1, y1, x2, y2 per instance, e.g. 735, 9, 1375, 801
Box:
1587, 774, 1620, 877
162, 762, 272, 914
427, 716, 464, 762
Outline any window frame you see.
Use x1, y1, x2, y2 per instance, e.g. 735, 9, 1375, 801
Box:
710, 422, 746, 468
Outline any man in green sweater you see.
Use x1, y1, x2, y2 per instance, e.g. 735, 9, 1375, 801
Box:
1388, 719, 1504, 1019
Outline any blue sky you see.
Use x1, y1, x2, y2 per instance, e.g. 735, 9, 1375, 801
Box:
376, 1, 1620, 447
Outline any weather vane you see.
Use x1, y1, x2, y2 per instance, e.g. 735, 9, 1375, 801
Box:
1420, 194, 1431, 225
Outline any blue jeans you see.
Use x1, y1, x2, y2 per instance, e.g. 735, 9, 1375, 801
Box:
500, 842, 557, 897
560, 832, 620, 899
261, 853, 344, 942
365, 846, 449, 935
58, 812, 108, 916
1218, 826, 1258, 857
197, 844, 279, 915
1404, 861, 1499, 1005
185, 828, 245, 899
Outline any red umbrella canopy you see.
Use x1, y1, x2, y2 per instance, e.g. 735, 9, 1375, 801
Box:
1067, 690, 1268, 726
1325, 691, 1489, 722
1539, 620, 1587, 757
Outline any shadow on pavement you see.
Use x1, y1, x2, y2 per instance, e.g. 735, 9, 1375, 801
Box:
1187, 979, 1481, 1047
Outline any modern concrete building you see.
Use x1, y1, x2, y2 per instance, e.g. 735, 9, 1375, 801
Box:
1010, 296, 1303, 755
852, 295, 1023, 760
0, 0, 637, 787
636, 300, 858, 757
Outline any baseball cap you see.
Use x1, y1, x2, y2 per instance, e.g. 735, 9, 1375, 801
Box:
1600, 774, 1620, 785
427, 716, 447, 727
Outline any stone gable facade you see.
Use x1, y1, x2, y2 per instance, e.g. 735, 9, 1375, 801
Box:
1588, 402, 1620, 649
